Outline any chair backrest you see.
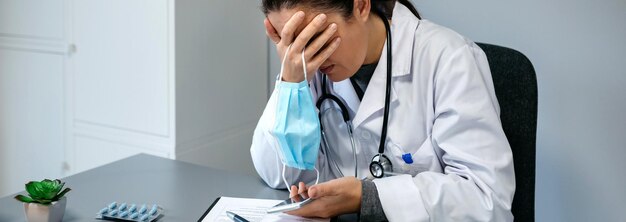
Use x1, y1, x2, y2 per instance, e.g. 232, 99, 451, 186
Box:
477, 43, 537, 222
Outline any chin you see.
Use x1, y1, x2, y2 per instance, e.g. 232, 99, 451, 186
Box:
326, 73, 350, 83
324, 68, 352, 82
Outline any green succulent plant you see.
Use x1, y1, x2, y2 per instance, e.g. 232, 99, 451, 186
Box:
14, 179, 71, 205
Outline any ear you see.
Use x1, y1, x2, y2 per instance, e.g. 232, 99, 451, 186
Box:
353, 0, 372, 22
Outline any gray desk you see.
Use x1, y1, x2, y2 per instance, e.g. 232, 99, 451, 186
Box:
0, 154, 356, 221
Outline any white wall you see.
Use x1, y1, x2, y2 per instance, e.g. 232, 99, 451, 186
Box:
0, 0, 66, 197
0, 0, 268, 197
412, 0, 626, 221
0, 50, 65, 198
174, 0, 268, 175
66, 0, 175, 174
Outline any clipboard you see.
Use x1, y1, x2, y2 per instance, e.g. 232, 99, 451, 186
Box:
197, 197, 221, 222
196, 196, 332, 222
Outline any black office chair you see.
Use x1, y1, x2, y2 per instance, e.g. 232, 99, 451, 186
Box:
477, 43, 537, 222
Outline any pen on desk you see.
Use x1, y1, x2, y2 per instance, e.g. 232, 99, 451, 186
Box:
226, 211, 250, 222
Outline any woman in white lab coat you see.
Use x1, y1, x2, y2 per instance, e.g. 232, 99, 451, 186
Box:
251, 0, 515, 221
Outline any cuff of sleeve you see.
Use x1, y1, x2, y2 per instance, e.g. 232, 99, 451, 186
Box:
372, 175, 430, 222
359, 180, 387, 222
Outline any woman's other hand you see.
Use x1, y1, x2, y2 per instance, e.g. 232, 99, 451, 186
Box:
287, 177, 362, 218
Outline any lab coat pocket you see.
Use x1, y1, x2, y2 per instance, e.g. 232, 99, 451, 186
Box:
387, 137, 442, 177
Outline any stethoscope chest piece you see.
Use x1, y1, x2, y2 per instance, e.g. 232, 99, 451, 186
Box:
369, 153, 393, 178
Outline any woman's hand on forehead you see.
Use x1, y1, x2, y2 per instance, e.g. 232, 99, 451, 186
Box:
266, 11, 332, 43
264, 9, 341, 83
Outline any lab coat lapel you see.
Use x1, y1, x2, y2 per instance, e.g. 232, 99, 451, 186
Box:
352, 44, 397, 129
351, 2, 418, 129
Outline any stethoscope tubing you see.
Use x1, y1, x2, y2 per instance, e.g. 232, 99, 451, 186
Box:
317, 8, 393, 178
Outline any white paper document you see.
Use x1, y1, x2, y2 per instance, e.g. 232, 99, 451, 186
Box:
200, 196, 330, 222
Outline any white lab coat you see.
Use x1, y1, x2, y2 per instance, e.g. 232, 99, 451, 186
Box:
250, 2, 515, 221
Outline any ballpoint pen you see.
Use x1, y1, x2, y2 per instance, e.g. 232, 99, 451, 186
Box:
226, 211, 250, 222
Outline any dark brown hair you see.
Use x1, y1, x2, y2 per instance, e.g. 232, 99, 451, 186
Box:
261, 0, 421, 19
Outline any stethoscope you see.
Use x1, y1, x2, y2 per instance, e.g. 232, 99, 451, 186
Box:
316, 9, 394, 179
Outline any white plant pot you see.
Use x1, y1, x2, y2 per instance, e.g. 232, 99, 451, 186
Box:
23, 197, 66, 222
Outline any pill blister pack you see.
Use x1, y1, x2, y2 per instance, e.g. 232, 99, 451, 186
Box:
96, 202, 163, 221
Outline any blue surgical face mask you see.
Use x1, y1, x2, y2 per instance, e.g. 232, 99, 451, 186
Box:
270, 45, 321, 189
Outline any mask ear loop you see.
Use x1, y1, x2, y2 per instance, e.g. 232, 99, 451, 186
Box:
302, 47, 308, 82
282, 165, 320, 193
280, 46, 319, 193
278, 44, 308, 83
282, 164, 291, 192
278, 44, 291, 82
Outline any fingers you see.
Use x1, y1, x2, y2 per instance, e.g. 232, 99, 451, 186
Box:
298, 182, 310, 199
303, 23, 337, 59
298, 182, 306, 194
308, 177, 353, 199
289, 185, 298, 198
308, 183, 329, 199
288, 178, 362, 218
290, 182, 311, 202
279, 11, 305, 46
291, 14, 328, 53
272, 12, 338, 80
285, 197, 334, 218
285, 201, 319, 217
264, 18, 281, 44
308, 37, 341, 69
